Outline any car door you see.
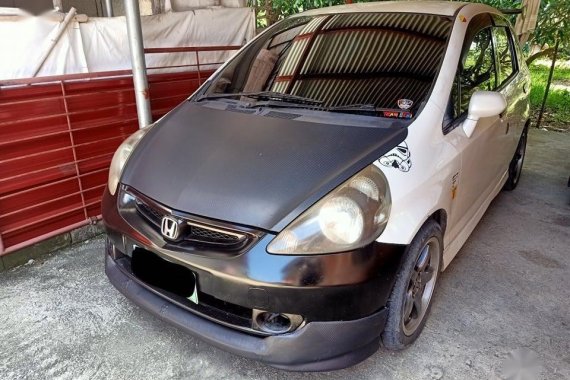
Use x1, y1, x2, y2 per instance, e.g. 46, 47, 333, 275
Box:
445, 14, 506, 240
491, 17, 527, 168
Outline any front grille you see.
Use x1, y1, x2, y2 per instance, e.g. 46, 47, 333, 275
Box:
190, 225, 241, 243
135, 199, 162, 226
132, 192, 251, 251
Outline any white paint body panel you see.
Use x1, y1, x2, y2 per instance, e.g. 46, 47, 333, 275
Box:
359, 3, 532, 270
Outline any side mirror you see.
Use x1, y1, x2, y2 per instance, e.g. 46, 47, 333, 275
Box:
463, 91, 507, 138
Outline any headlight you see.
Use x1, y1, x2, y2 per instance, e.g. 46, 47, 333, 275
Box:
107, 126, 153, 195
267, 165, 391, 254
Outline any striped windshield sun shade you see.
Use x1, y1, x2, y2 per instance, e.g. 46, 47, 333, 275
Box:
271, 12, 452, 109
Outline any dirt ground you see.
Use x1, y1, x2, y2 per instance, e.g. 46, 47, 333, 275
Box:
0, 128, 569, 380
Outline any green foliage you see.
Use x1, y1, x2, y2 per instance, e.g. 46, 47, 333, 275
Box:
252, 0, 374, 28
272, 0, 342, 18
529, 62, 570, 127
466, 0, 569, 54
532, 0, 569, 50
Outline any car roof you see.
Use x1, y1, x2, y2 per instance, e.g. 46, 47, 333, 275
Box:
296, 1, 473, 18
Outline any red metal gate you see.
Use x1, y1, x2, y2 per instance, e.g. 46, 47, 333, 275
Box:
0, 46, 238, 255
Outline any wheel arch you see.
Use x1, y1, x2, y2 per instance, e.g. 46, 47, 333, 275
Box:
429, 209, 447, 240
378, 193, 451, 248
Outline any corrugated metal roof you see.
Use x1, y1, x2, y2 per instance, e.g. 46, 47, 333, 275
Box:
271, 12, 452, 109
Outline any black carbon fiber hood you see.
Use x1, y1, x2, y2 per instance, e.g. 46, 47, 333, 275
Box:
121, 102, 407, 232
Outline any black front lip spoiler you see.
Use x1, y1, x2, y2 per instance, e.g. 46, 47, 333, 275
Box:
105, 254, 388, 371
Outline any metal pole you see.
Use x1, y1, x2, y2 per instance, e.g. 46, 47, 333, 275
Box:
105, 0, 114, 17
536, 35, 560, 130
32, 7, 77, 77
124, 0, 153, 129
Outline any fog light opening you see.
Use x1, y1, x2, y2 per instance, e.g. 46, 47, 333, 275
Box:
252, 309, 304, 334
256, 312, 291, 334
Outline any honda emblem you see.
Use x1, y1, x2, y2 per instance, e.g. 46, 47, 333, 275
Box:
161, 216, 181, 240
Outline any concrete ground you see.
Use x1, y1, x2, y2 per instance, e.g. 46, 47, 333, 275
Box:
1, 129, 569, 380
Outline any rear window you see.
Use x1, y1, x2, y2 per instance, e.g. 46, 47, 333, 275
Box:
201, 12, 453, 116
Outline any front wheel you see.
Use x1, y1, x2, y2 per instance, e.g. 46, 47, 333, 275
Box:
382, 220, 442, 349
503, 126, 528, 191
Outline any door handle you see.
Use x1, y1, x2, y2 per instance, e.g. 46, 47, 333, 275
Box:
523, 82, 529, 94
506, 122, 510, 134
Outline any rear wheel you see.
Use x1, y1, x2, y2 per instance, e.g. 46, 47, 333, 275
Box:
503, 126, 528, 191
382, 220, 442, 349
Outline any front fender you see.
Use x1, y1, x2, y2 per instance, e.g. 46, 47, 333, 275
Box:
377, 176, 450, 246
375, 109, 460, 246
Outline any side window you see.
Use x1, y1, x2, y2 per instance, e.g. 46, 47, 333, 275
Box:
494, 27, 516, 86
457, 27, 496, 116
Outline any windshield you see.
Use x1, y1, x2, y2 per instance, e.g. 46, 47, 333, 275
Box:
197, 12, 453, 118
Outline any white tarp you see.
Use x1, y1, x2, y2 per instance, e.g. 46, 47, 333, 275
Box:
0, 16, 88, 79
0, 8, 255, 80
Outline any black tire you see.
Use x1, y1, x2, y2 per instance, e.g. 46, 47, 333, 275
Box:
503, 125, 528, 191
382, 219, 443, 350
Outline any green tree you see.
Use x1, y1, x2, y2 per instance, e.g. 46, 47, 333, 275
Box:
528, 0, 569, 61
254, 0, 370, 28
467, 0, 569, 61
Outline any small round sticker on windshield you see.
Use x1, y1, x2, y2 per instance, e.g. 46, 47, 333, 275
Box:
397, 99, 413, 110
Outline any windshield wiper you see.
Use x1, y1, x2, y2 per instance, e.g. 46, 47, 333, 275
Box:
197, 91, 323, 105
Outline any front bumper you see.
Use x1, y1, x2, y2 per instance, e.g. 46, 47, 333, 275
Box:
102, 187, 404, 370
106, 252, 387, 371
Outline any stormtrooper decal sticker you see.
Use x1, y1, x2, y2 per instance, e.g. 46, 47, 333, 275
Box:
378, 142, 412, 172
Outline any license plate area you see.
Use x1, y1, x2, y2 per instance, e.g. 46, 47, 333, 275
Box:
131, 248, 198, 304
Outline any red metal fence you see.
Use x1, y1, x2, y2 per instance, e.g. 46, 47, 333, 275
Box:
0, 45, 239, 255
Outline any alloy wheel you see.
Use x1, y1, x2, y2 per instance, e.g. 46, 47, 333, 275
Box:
402, 237, 440, 336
